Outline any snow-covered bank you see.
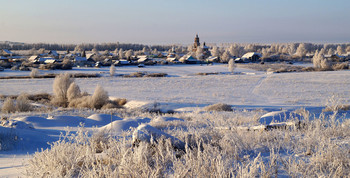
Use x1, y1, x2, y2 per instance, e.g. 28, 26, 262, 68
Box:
1, 64, 350, 177
1, 65, 349, 108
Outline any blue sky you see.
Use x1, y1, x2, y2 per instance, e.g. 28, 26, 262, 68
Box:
0, 0, 349, 44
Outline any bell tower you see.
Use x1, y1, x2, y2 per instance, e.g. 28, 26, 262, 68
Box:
193, 34, 200, 49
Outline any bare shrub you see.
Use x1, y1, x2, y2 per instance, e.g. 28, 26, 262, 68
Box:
51, 73, 74, 107
204, 103, 233, 112
90, 85, 109, 109
67, 82, 81, 102
1, 98, 16, 113
100, 102, 119, 110
30, 68, 39, 78
16, 94, 32, 112
124, 72, 145, 78
195, 72, 218, 76
27, 93, 51, 104
144, 73, 167, 77
123, 72, 168, 78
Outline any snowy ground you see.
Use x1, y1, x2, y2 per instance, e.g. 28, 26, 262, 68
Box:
1, 64, 350, 177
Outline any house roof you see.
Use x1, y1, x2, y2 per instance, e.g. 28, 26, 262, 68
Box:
167, 57, 177, 62
115, 60, 130, 65
137, 56, 149, 63
241, 52, 262, 59
86, 53, 95, 59
28, 55, 39, 61
39, 57, 54, 62
44, 59, 56, 64
48, 50, 59, 56
75, 57, 87, 62
2, 49, 12, 54
0, 56, 8, 60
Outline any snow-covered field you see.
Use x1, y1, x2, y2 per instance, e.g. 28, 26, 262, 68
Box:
1, 64, 350, 177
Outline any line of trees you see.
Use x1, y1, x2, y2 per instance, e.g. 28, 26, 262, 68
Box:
0, 42, 173, 52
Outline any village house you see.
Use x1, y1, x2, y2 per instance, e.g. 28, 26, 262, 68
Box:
1, 49, 13, 57
240, 52, 262, 62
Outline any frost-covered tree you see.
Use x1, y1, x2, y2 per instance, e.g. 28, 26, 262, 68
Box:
113, 48, 119, 56
288, 43, 297, 56
125, 50, 133, 60
337, 45, 344, 55
73, 45, 84, 54
92, 48, 99, 54
228, 58, 235, 74
142, 47, 148, 54
110, 64, 116, 77
196, 47, 203, 60
261, 48, 270, 58
327, 48, 334, 55
313, 48, 329, 69
152, 48, 158, 55
221, 50, 231, 63
346, 46, 350, 53
211, 46, 220, 57
37, 48, 46, 54
118, 49, 124, 59
229, 44, 244, 58
296, 43, 307, 57
244, 44, 255, 52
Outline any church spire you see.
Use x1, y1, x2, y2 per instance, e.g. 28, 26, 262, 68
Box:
194, 34, 200, 49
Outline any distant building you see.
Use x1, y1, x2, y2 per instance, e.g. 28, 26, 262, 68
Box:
241, 52, 262, 62
1, 49, 13, 57
28, 55, 40, 62
193, 34, 200, 52
191, 34, 211, 59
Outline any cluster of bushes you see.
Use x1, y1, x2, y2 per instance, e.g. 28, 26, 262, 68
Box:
51, 73, 125, 109
1, 94, 33, 113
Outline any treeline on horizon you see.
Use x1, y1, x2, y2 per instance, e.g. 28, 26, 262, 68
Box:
0, 42, 173, 51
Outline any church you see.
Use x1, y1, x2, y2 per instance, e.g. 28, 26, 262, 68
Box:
192, 34, 211, 59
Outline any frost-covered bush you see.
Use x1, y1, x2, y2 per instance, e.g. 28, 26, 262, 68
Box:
67, 82, 81, 102
68, 85, 111, 110
16, 94, 32, 112
1, 98, 16, 113
29, 68, 39, 78
1, 94, 33, 113
228, 58, 235, 74
90, 85, 109, 109
51, 73, 74, 107
109, 64, 116, 77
